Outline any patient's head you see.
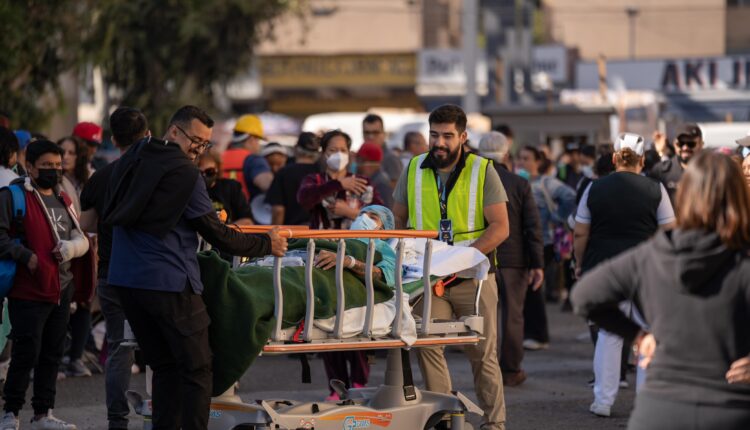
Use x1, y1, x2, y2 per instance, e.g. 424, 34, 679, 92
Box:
351, 205, 394, 231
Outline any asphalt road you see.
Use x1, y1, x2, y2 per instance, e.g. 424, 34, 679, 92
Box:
44, 304, 634, 429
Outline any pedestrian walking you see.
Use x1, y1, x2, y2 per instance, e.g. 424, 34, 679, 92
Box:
572, 133, 675, 417
572, 151, 750, 430
479, 132, 544, 387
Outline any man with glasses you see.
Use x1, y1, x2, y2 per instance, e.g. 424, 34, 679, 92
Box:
649, 123, 703, 204
102, 105, 287, 430
362, 114, 402, 187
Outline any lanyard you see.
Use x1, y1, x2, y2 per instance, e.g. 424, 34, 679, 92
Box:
435, 174, 448, 220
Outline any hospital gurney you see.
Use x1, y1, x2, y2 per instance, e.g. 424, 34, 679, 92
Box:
129, 228, 486, 430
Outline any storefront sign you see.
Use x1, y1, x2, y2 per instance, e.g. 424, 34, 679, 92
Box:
532, 44, 569, 84
416, 49, 488, 96
259, 54, 416, 89
577, 56, 750, 92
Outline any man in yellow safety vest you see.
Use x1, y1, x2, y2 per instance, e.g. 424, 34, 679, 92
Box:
392, 104, 510, 430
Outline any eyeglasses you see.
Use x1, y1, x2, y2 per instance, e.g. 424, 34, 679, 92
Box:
677, 139, 697, 149
174, 125, 213, 151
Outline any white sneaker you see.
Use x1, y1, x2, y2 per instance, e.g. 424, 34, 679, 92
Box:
589, 402, 611, 417
522, 339, 549, 351
0, 412, 19, 430
619, 379, 629, 389
30, 412, 76, 430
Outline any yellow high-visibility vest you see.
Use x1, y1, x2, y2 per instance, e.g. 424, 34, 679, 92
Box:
406, 152, 489, 246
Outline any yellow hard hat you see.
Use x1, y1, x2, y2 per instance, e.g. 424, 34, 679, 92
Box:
233, 114, 264, 141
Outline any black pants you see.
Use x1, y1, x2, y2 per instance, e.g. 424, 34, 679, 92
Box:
322, 351, 370, 393
67, 305, 92, 361
497, 267, 527, 374
115, 285, 212, 430
522, 246, 553, 343
3, 286, 74, 415
628, 391, 750, 430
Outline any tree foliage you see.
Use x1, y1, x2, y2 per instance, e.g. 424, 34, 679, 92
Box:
1, 0, 299, 132
87, 0, 297, 133
0, 0, 91, 130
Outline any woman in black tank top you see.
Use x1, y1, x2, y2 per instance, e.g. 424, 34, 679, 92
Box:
572, 133, 676, 418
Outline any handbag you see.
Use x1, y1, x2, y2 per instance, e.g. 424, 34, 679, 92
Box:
0, 184, 26, 298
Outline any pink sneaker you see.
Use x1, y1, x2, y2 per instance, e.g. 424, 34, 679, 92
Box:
352, 383, 366, 389
325, 392, 340, 401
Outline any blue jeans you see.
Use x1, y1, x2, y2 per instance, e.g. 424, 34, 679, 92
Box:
98, 281, 135, 429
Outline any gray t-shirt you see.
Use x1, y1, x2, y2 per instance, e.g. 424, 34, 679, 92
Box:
382, 149, 404, 184
39, 193, 74, 289
393, 157, 508, 209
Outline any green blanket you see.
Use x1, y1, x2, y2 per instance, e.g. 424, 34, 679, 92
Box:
199, 239, 394, 396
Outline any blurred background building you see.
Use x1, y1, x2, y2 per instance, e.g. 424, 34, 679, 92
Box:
68, 0, 750, 150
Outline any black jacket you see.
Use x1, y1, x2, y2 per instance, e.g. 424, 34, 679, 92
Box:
648, 156, 684, 205
494, 163, 544, 269
572, 229, 750, 407
102, 137, 199, 237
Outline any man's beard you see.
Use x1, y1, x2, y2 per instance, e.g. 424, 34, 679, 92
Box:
430, 145, 461, 169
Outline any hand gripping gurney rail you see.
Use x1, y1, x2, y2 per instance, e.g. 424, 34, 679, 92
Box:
129, 227, 487, 430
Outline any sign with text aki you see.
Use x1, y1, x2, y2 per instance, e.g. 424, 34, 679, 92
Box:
576, 56, 750, 92
259, 54, 416, 89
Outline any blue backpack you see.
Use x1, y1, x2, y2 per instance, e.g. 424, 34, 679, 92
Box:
0, 184, 27, 297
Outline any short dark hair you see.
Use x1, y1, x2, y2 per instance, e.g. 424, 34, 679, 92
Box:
321, 129, 352, 151
493, 124, 514, 139
110, 107, 148, 149
26, 140, 63, 165
521, 145, 543, 161
581, 144, 596, 159
168, 105, 214, 129
403, 131, 423, 151
429, 104, 467, 134
363, 114, 384, 129
0, 127, 19, 167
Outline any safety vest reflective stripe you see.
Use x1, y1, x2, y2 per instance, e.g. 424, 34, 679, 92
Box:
406, 153, 488, 246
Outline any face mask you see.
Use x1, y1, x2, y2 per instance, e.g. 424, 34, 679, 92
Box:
582, 165, 594, 178
516, 168, 530, 180
326, 152, 349, 172
34, 168, 62, 189
350, 214, 378, 231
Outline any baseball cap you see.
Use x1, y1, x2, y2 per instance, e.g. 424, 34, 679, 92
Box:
260, 142, 288, 158
296, 131, 320, 153
478, 131, 510, 163
13, 130, 32, 150
736, 130, 750, 147
72, 122, 103, 145
232, 114, 264, 142
357, 141, 383, 162
614, 132, 645, 156
675, 123, 702, 141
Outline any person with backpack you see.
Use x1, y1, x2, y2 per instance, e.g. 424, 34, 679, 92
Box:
0, 140, 95, 430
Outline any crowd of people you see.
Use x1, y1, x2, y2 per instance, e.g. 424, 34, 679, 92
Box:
0, 103, 748, 430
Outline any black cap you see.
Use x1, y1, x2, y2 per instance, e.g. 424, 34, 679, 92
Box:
296, 131, 320, 153
675, 123, 702, 140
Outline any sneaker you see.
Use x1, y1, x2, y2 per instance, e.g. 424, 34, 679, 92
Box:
589, 402, 611, 417
503, 370, 527, 387
67, 359, 91, 377
30, 412, 76, 430
325, 392, 340, 402
522, 339, 549, 351
619, 379, 629, 389
0, 412, 19, 430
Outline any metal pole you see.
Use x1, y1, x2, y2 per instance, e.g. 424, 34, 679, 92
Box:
462, 0, 479, 113
626, 7, 639, 60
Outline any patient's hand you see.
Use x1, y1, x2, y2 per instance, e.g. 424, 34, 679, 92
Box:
314, 250, 338, 270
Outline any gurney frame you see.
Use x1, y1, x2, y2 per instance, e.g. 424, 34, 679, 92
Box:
129, 228, 485, 430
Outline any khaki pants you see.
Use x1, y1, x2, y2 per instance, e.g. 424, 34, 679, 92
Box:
414, 276, 506, 429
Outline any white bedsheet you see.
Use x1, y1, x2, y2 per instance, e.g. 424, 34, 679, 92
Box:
395, 238, 490, 283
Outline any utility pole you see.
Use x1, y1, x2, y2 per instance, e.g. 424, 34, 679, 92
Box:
626, 7, 639, 60
462, 0, 479, 114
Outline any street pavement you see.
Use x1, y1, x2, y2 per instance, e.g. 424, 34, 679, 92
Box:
46, 304, 634, 429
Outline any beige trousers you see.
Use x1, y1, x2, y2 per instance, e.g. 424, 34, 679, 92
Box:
414, 276, 506, 429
